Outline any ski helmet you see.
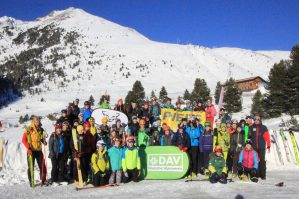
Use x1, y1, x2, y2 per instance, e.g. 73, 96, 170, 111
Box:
101, 117, 108, 123
214, 146, 222, 153
89, 117, 95, 122
96, 140, 106, 148
84, 122, 91, 127
204, 121, 211, 127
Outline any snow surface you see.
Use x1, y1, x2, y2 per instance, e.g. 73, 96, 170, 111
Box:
0, 170, 298, 199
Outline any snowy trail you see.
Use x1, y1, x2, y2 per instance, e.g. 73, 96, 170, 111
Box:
0, 170, 298, 199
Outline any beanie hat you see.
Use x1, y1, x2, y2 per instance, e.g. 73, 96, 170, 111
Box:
204, 121, 211, 127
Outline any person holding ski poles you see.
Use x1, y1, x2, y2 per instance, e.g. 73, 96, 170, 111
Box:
22, 116, 48, 187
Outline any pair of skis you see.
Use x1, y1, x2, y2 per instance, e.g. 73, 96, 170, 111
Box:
72, 129, 84, 187
76, 184, 120, 191
289, 131, 299, 164
271, 131, 284, 165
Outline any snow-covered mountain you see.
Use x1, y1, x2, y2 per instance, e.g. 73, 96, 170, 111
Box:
0, 7, 290, 122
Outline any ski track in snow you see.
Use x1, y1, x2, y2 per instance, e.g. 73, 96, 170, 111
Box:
0, 170, 298, 199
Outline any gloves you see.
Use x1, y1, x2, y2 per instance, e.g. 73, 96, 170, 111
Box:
267, 146, 270, 153
178, 145, 183, 150
124, 172, 129, 178
27, 149, 32, 155
183, 147, 188, 152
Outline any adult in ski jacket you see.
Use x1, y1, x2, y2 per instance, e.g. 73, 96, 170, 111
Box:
172, 127, 190, 150
122, 137, 141, 183
238, 140, 259, 182
81, 101, 93, 122
137, 128, 150, 147
185, 122, 201, 177
229, 124, 245, 175
163, 98, 175, 109
128, 116, 140, 137
114, 99, 127, 115
160, 127, 173, 146
205, 99, 217, 127
183, 100, 193, 111
199, 122, 214, 171
138, 102, 151, 128
213, 123, 230, 161
218, 108, 231, 124
150, 98, 161, 123
22, 117, 47, 186
249, 114, 270, 180
99, 97, 111, 109
48, 123, 68, 183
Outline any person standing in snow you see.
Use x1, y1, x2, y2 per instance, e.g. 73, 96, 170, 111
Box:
81, 101, 93, 122
205, 98, 217, 128
22, 117, 48, 186
91, 140, 110, 186
122, 136, 141, 183
249, 114, 270, 180
114, 99, 127, 115
183, 100, 193, 111
218, 108, 231, 124
213, 123, 230, 162
108, 137, 123, 185
48, 123, 69, 185
163, 97, 175, 109
99, 97, 111, 109
149, 97, 161, 124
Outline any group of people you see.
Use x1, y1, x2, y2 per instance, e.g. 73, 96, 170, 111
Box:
22, 96, 271, 187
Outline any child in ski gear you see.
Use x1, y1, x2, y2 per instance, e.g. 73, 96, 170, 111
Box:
238, 140, 259, 182
91, 140, 110, 186
149, 124, 162, 146
229, 124, 245, 175
208, 146, 227, 184
183, 100, 193, 111
100, 97, 111, 109
95, 117, 111, 144
163, 97, 175, 109
213, 123, 230, 161
199, 122, 214, 175
108, 137, 123, 185
160, 126, 173, 146
172, 126, 190, 151
250, 114, 270, 180
49, 123, 68, 184
128, 116, 140, 137
138, 102, 151, 128
150, 97, 161, 123
205, 99, 216, 127
22, 117, 48, 187
127, 102, 139, 123
185, 121, 201, 178
122, 137, 141, 183
78, 113, 84, 125
137, 119, 150, 147
57, 109, 70, 125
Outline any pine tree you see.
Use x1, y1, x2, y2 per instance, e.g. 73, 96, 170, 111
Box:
223, 78, 242, 114
150, 90, 156, 100
183, 89, 191, 100
251, 90, 266, 117
287, 45, 299, 115
190, 78, 210, 102
267, 60, 289, 117
214, 81, 222, 104
159, 86, 168, 100
125, 80, 145, 107
89, 95, 95, 106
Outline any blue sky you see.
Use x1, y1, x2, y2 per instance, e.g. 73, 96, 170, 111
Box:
0, 0, 298, 50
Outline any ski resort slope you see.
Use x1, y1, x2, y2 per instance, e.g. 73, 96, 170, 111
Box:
0, 170, 299, 199
0, 7, 290, 125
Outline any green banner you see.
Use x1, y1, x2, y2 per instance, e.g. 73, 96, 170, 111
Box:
140, 146, 190, 179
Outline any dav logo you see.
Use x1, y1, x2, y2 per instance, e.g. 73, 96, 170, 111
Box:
147, 154, 183, 172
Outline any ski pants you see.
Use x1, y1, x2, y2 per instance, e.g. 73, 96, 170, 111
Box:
210, 172, 227, 184
51, 153, 66, 183
27, 151, 46, 183
109, 170, 122, 184
231, 151, 241, 175
91, 171, 108, 186
123, 169, 139, 183
202, 150, 213, 170
66, 155, 74, 181
238, 166, 258, 182
188, 146, 199, 174
257, 148, 266, 178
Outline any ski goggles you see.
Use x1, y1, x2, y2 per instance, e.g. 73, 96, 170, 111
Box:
254, 116, 261, 121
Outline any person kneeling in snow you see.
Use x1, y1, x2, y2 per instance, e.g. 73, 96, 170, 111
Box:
122, 136, 141, 183
208, 146, 227, 184
237, 140, 259, 182
91, 140, 110, 186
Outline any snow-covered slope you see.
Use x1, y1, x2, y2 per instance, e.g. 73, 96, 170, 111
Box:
0, 8, 289, 121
